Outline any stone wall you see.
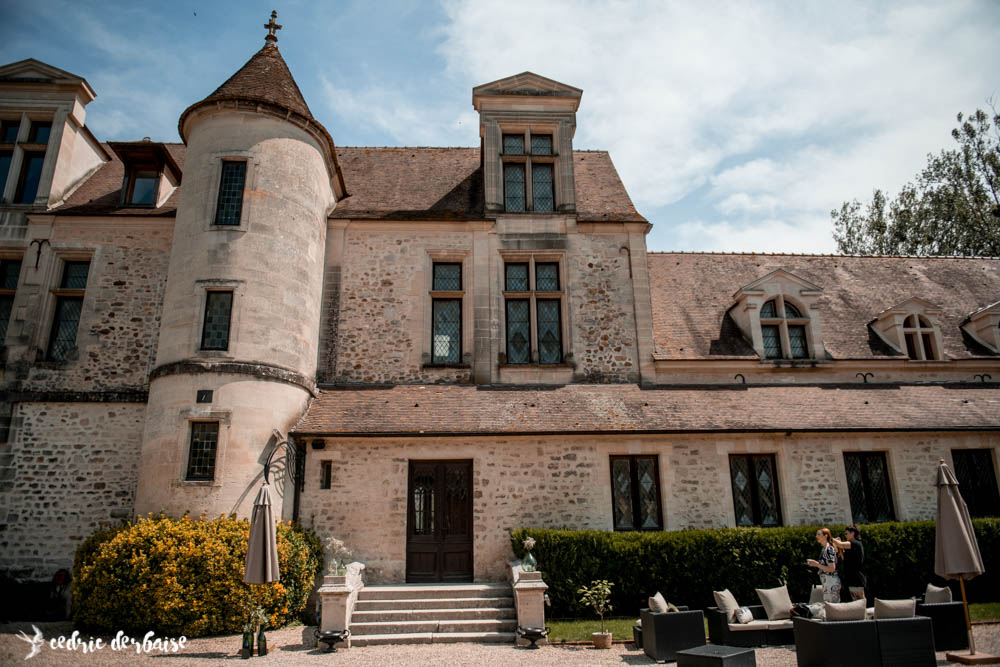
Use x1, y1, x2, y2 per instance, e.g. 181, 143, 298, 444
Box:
0, 402, 145, 578
299, 431, 1000, 583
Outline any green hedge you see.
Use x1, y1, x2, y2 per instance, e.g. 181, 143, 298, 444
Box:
72, 514, 322, 637
512, 520, 1000, 617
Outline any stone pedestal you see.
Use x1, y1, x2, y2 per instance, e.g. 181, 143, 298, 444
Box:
510, 564, 549, 647
316, 563, 365, 649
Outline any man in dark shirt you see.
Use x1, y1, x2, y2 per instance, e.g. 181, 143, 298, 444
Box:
833, 525, 866, 601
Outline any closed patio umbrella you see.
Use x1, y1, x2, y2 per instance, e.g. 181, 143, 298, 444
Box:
245, 483, 280, 584
934, 458, 996, 664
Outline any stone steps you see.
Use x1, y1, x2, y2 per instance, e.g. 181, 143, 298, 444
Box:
350, 583, 516, 645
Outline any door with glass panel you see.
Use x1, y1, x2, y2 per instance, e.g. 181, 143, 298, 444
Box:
406, 460, 473, 582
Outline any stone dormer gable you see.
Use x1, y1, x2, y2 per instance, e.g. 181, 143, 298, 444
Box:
108, 140, 182, 208
473, 72, 581, 215
0, 58, 96, 102
731, 269, 826, 361
961, 300, 1000, 354
870, 297, 946, 360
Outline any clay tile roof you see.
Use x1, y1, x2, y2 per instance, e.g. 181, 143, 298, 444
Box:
647, 252, 1000, 360
294, 383, 1000, 435
197, 44, 311, 119
329, 147, 645, 222
52, 143, 186, 216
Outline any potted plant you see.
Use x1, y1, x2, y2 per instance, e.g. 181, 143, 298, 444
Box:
521, 535, 537, 572
578, 579, 614, 649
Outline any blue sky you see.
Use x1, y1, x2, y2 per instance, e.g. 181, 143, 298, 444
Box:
2, 0, 998, 253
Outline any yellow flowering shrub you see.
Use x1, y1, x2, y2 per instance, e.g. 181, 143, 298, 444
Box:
72, 514, 322, 637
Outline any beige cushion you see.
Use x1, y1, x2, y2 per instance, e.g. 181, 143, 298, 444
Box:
808, 585, 825, 604
925, 583, 953, 604
713, 589, 740, 622
728, 620, 770, 632
767, 620, 794, 630
735, 606, 754, 624
874, 598, 916, 619
649, 592, 668, 613
824, 598, 867, 621
756, 585, 793, 620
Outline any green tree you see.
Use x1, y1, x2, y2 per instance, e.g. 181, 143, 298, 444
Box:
832, 107, 1000, 256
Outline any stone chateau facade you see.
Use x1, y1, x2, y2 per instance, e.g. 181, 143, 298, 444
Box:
1, 29, 999, 588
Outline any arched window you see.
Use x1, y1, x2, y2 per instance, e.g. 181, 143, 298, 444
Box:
759, 297, 810, 360
902, 314, 938, 360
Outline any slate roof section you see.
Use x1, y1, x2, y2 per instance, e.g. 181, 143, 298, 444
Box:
294, 383, 1000, 435
647, 253, 1000, 361
52, 143, 186, 216
193, 44, 312, 119
329, 148, 645, 222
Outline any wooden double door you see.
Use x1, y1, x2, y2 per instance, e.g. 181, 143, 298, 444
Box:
405, 460, 473, 583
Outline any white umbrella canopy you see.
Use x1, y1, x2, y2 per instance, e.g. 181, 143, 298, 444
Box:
244, 483, 280, 585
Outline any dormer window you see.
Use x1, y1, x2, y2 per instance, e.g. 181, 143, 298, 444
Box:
962, 300, 1000, 354
124, 166, 159, 206
902, 314, 938, 360
870, 298, 945, 361
759, 297, 810, 359
27, 121, 51, 144
502, 130, 555, 213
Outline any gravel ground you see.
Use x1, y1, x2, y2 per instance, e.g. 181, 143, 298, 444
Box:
3, 621, 1000, 665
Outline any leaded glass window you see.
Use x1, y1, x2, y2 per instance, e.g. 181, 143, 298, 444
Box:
952, 449, 1000, 518
760, 300, 777, 318
0, 151, 12, 197
505, 299, 531, 363
0, 259, 21, 345
505, 263, 529, 292
504, 164, 525, 212
15, 151, 45, 204
535, 263, 559, 291
761, 325, 782, 359
200, 291, 233, 351
530, 135, 552, 155
214, 161, 246, 225
432, 299, 461, 363
610, 455, 662, 531
2, 259, 20, 289
185, 422, 219, 481
47, 261, 89, 361
729, 454, 782, 527
788, 325, 808, 359
784, 302, 803, 318
532, 163, 554, 212
844, 452, 895, 523
432, 263, 462, 291
0, 120, 18, 143
536, 299, 561, 364
0, 294, 11, 344
28, 121, 51, 144
503, 134, 524, 155
902, 313, 938, 360
61, 261, 89, 289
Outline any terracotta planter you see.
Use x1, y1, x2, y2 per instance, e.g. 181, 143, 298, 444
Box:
592, 631, 612, 649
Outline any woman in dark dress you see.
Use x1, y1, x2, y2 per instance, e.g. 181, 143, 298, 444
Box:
806, 527, 842, 602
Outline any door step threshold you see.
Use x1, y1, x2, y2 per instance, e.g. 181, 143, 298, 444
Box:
350, 631, 516, 646
355, 596, 514, 611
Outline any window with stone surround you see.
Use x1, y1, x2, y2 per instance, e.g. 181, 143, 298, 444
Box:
185, 421, 220, 481
0, 258, 22, 344
610, 455, 663, 531
122, 164, 159, 206
47, 260, 89, 361
0, 149, 12, 200
14, 150, 45, 204
952, 449, 1000, 518
502, 131, 555, 213
759, 297, 809, 360
430, 262, 462, 364
730, 454, 782, 527
200, 290, 233, 351
844, 452, 895, 523
503, 258, 563, 364
901, 314, 938, 360
320, 461, 332, 490
214, 160, 246, 225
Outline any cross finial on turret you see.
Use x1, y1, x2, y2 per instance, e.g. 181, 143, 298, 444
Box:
264, 10, 282, 45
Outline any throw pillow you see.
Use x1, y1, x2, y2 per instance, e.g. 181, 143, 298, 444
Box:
735, 606, 754, 624
756, 585, 793, 620
824, 598, 867, 621
713, 589, 740, 622
649, 592, 668, 613
874, 598, 916, 619
666, 602, 680, 613
925, 583, 953, 604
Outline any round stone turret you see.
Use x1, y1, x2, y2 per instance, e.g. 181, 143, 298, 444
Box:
135, 22, 342, 518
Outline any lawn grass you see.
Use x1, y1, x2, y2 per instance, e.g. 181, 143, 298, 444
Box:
970, 602, 1000, 622
547, 616, 710, 642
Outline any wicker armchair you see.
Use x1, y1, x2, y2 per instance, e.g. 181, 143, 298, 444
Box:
915, 597, 967, 651
639, 607, 705, 662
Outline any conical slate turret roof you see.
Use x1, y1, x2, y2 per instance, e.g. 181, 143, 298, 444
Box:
199, 44, 312, 119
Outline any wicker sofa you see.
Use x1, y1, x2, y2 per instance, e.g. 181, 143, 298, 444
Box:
639, 607, 705, 662
915, 597, 967, 650
792, 615, 936, 667
706, 604, 795, 647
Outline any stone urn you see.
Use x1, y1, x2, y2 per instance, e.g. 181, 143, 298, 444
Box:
592, 631, 612, 649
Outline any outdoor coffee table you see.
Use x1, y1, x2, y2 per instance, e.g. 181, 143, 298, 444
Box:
676, 644, 756, 667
